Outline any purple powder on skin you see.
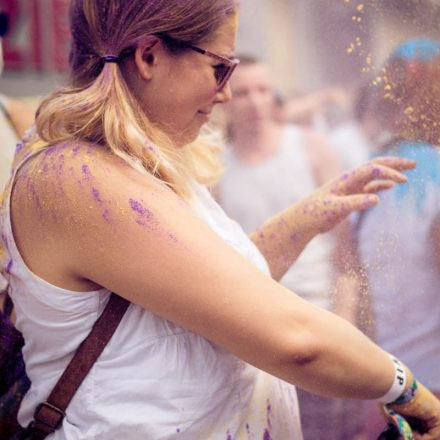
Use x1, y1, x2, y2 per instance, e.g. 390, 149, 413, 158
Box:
27, 179, 42, 212
57, 154, 65, 175
129, 198, 155, 227
176, 428, 180, 433
92, 187, 102, 203
15, 140, 25, 155
168, 233, 178, 242
43, 146, 57, 157
129, 198, 152, 218
82, 164, 92, 180
72, 145, 81, 155
102, 209, 111, 223
5, 259, 12, 274
226, 431, 232, 440
259, 232, 265, 239
277, 217, 288, 227
290, 233, 299, 243
262, 429, 272, 440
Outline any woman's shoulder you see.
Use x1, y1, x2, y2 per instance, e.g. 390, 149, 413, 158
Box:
17, 139, 175, 200
11, 139, 185, 245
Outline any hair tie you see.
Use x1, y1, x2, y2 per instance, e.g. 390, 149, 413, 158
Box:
101, 54, 120, 63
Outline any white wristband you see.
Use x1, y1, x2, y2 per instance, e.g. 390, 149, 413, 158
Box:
378, 354, 407, 404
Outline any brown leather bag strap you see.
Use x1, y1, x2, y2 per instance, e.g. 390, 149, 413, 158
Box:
28, 293, 130, 440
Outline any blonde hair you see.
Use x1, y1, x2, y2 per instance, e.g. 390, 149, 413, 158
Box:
35, 0, 237, 199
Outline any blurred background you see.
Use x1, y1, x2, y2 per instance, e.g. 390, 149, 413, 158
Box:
1, 0, 440, 99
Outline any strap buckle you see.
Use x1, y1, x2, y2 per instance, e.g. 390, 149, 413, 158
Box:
32, 401, 65, 432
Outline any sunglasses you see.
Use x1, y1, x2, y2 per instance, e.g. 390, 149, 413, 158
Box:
122, 35, 240, 91
0, 12, 8, 38
184, 44, 240, 91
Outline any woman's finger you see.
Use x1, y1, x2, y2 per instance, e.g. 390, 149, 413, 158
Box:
371, 156, 417, 172
363, 180, 396, 193
334, 193, 380, 214
332, 162, 408, 195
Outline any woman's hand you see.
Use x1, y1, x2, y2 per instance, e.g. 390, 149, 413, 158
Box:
388, 382, 440, 439
251, 156, 415, 281
298, 156, 416, 234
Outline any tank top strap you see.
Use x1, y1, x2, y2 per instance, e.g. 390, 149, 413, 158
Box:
0, 133, 50, 286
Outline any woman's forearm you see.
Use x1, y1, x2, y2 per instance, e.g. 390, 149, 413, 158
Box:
250, 199, 319, 280
276, 299, 398, 399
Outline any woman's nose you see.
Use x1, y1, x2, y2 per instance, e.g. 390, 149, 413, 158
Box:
215, 82, 232, 104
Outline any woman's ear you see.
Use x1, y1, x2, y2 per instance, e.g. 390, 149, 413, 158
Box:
134, 36, 161, 81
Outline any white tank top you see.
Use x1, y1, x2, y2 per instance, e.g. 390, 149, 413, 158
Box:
0, 145, 302, 439
219, 125, 335, 310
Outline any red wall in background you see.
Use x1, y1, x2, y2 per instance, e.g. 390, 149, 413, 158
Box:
0, 0, 70, 72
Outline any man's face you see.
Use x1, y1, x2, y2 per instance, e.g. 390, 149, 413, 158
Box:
227, 63, 277, 129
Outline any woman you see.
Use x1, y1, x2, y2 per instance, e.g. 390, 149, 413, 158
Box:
1, 1, 439, 438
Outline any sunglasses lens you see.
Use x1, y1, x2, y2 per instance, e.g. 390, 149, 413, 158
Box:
0, 12, 9, 38
214, 64, 230, 87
